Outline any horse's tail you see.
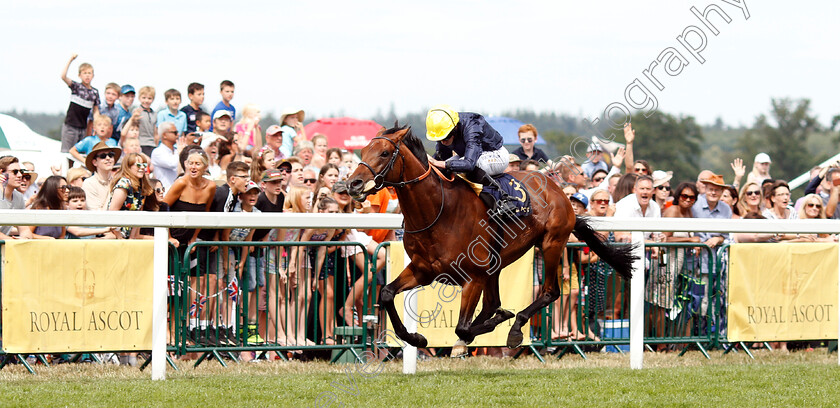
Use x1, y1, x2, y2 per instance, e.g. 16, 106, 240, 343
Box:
572, 215, 636, 280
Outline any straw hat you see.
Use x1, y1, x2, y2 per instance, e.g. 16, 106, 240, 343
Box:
651, 170, 673, 188
85, 141, 122, 172
280, 109, 305, 124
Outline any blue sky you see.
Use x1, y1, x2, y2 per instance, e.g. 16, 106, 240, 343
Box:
1, 0, 837, 127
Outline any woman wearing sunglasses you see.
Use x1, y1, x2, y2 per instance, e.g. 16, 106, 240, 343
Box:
795, 194, 835, 242
108, 153, 154, 238
652, 170, 673, 210
737, 182, 763, 215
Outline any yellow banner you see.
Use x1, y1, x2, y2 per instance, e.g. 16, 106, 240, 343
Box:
727, 243, 838, 342
388, 242, 532, 347
2, 240, 154, 353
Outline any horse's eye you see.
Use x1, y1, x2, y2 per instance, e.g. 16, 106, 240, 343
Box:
380, 151, 389, 158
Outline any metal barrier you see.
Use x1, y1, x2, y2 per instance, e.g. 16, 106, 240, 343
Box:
173, 240, 379, 366
531, 242, 716, 359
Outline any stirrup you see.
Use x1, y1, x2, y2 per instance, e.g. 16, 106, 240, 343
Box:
490, 196, 518, 218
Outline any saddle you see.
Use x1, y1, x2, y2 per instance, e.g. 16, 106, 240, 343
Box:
457, 173, 532, 219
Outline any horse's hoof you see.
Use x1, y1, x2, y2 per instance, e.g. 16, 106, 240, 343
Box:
406, 333, 428, 348
496, 308, 515, 322
450, 340, 469, 358
507, 329, 523, 349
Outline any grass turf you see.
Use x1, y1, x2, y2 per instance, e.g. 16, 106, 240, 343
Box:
0, 350, 838, 407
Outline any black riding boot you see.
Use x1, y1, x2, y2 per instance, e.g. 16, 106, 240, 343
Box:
467, 168, 518, 217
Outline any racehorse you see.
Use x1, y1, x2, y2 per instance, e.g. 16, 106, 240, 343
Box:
347, 124, 634, 355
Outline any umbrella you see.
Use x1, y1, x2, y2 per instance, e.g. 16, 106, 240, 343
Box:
485, 116, 546, 145
304, 117, 385, 150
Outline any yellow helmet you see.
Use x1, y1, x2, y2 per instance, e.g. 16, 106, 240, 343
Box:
426, 104, 459, 141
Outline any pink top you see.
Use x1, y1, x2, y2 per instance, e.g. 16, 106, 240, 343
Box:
234, 122, 257, 146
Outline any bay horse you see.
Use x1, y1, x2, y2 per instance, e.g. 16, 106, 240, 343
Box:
347, 124, 634, 354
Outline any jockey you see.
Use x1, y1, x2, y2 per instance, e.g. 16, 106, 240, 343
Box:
425, 104, 517, 217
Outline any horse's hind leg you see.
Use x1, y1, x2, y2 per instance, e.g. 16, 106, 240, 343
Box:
450, 280, 485, 357
468, 275, 514, 338
507, 243, 564, 348
379, 264, 428, 348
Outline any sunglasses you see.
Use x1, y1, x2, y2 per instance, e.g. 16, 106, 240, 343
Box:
592, 176, 605, 183
155, 187, 165, 194
591, 199, 610, 205
634, 167, 647, 173
745, 190, 761, 196
277, 168, 290, 174
6, 169, 22, 175
96, 152, 116, 160
520, 138, 534, 143
679, 194, 697, 201
60, 185, 71, 191
135, 162, 148, 170
21, 174, 32, 181
656, 185, 671, 191
807, 203, 822, 208
304, 178, 317, 184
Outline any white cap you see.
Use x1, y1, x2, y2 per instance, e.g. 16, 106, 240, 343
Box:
754, 152, 771, 163
213, 110, 233, 120
586, 143, 602, 153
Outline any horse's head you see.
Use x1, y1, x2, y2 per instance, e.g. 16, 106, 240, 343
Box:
348, 124, 417, 201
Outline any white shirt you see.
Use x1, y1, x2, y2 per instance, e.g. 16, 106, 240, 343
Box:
151, 144, 179, 189
614, 193, 661, 239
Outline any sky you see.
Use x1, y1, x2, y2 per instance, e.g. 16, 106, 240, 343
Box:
1, 0, 838, 128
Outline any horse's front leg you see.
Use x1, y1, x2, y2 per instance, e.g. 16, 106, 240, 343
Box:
379, 264, 428, 348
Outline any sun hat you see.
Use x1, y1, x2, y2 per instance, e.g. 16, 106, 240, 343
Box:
280, 109, 305, 124
652, 170, 673, 188
85, 141, 122, 172
508, 154, 522, 163
755, 153, 771, 163
699, 173, 727, 187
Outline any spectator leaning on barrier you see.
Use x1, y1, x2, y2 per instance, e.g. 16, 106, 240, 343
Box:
692, 174, 731, 247
25, 176, 69, 239
737, 182, 762, 216
804, 165, 840, 219
0, 156, 33, 239
614, 174, 660, 241
82, 142, 122, 210
511, 124, 550, 164
762, 180, 796, 220
254, 168, 287, 345
108, 153, 154, 238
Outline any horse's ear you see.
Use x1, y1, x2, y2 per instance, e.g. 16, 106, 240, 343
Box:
393, 126, 411, 142
393, 120, 400, 128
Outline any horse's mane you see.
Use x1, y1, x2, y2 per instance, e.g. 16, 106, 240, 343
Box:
382, 123, 429, 168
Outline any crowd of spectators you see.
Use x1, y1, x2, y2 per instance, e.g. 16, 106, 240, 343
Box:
0, 55, 832, 361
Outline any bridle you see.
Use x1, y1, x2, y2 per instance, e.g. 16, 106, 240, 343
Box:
357, 135, 445, 234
